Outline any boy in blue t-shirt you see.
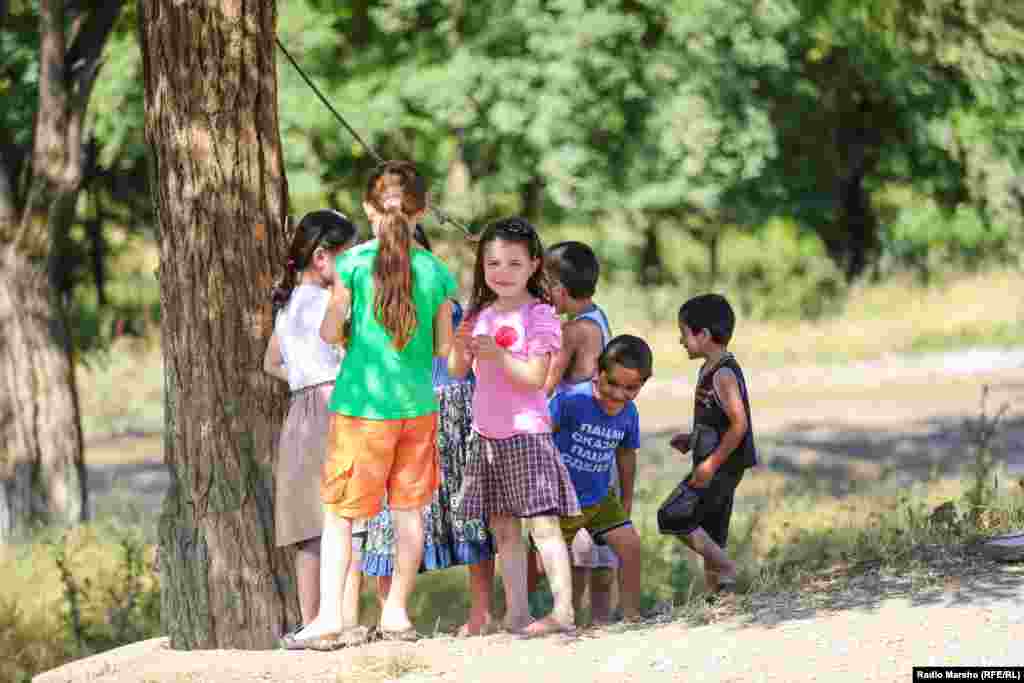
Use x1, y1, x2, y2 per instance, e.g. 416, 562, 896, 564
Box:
549, 335, 652, 622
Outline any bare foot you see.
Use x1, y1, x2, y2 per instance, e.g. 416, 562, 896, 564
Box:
521, 615, 576, 639
503, 615, 532, 635
458, 612, 496, 637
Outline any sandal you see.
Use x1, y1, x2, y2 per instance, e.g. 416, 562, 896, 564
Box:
519, 617, 577, 640
301, 626, 373, 652
374, 627, 421, 643
279, 625, 306, 650
297, 631, 348, 652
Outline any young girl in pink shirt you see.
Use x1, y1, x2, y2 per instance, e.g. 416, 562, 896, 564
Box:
450, 217, 580, 637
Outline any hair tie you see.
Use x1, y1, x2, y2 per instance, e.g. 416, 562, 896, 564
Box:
287, 258, 296, 270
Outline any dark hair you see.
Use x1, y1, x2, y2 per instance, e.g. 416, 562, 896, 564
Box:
413, 223, 432, 252
598, 334, 653, 378
546, 241, 599, 299
678, 293, 735, 345
272, 209, 357, 311
365, 160, 428, 350
467, 216, 550, 316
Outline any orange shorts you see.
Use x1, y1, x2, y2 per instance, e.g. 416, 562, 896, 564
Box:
320, 413, 439, 519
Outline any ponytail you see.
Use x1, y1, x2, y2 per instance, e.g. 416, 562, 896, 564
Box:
373, 213, 417, 350
271, 261, 300, 314
272, 209, 356, 313
365, 161, 427, 350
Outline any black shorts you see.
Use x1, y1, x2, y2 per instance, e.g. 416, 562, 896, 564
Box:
664, 466, 745, 548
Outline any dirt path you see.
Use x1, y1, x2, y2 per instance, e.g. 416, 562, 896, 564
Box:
85, 349, 1024, 522
35, 561, 1024, 682
45, 349, 1024, 682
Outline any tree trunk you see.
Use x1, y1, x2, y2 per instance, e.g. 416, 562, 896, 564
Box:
638, 219, 666, 286
836, 167, 877, 282
0, 249, 87, 540
140, 0, 297, 649
0, 0, 121, 542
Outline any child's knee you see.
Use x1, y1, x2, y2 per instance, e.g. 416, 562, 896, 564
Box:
606, 526, 642, 557
490, 517, 521, 546
528, 516, 563, 542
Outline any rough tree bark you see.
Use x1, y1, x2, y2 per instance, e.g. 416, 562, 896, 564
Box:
0, 0, 121, 541
140, 0, 297, 649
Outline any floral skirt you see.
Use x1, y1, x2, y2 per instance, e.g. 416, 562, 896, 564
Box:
362, 382, 495, 576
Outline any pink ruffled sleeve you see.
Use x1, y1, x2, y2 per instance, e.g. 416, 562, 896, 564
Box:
525, 303, 562, 356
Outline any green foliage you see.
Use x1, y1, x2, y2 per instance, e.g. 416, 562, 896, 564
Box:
0, 523, 161, 682
5, 0, 1022, 351
719, 220, 846, 319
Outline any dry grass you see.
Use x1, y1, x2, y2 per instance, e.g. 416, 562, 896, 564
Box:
341, 651, 431, 682
77, 336, 163, 440
611, 269, 1024, 374
0, 524, 160, 683
72, 269, 1024, 441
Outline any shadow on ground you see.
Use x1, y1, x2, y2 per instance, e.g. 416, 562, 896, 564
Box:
641, 414, 1024, 499
728, 558, 1024, 630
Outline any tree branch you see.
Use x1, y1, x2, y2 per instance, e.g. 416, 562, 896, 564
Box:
0, 147, 17, 231
65, 1, 122, 100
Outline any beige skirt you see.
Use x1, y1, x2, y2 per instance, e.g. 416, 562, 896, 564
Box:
275, 382, 333, 547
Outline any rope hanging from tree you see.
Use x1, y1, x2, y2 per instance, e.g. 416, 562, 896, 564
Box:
275, 38, 476, 239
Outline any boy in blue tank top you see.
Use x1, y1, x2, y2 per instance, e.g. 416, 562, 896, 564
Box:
549, 335, 652, 623
544, 241, 611, 397
534, 241, 619, 621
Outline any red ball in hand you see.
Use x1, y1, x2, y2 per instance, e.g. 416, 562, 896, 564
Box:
494, 326, 519, 349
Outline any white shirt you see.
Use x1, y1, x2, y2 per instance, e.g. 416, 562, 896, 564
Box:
274, 284, 343, 392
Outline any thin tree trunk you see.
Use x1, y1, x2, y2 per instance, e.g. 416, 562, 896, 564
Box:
140, 0, 296, 649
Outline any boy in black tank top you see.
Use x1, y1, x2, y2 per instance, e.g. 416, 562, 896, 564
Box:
666, 294, 757, 595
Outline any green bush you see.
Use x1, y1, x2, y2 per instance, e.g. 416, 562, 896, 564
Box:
718, 220, 846, 320
0, 523, 161, 682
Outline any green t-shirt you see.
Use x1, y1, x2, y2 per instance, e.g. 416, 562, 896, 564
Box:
327, 240, 457, 419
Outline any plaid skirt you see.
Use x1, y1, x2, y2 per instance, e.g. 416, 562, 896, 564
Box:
457, 432, 581, 520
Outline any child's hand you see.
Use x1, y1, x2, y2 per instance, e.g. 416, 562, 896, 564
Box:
689, 459, 716, 488
471, 334, 503, 361
669, 432, 691, 454
453, 320, 474, 353
695, 386, 715, 408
